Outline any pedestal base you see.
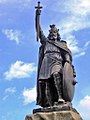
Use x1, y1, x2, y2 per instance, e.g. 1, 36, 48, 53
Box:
25, 108, 83, 120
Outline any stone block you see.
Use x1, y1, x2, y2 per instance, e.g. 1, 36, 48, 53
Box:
25, 110, 83, 120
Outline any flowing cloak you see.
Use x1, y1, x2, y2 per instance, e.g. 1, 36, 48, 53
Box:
36, 39, 72, 107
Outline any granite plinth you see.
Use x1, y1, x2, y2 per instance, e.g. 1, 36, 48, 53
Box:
25, 110, 82, 120
25, 106, 83, 120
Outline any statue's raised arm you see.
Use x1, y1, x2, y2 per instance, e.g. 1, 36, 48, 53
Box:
35, 2, 46, 43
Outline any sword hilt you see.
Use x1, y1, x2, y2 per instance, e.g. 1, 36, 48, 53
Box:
35, 2, 43, 42
35, 1, 43, 15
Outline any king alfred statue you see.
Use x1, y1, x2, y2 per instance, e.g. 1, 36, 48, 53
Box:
35, 2, 77, 108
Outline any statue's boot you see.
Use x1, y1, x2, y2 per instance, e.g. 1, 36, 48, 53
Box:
53, 72, 65, 104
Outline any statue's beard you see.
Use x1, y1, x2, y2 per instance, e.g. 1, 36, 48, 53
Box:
48, 34, 57, 40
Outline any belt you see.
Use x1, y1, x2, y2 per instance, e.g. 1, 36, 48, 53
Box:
45, 51, 61, 54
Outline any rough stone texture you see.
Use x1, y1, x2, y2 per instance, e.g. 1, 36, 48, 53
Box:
25, 110, 83, 120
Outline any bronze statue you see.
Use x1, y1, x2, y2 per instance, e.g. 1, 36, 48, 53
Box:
35, 2, 77, 108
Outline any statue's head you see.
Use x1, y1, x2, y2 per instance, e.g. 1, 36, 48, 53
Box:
48, 24, 61, 41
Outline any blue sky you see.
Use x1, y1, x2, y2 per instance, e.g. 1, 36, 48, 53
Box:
0, 0, 90, 120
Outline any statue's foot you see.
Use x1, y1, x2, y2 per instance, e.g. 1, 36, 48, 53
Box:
58, 98, 65, 104
54, 99, 65, 106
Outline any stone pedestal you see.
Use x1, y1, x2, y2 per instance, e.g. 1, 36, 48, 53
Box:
25, 109, 83, 120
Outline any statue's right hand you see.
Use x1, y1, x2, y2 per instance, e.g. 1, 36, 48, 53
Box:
36, 9, 41, 15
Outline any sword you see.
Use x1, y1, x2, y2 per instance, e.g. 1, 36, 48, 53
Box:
35, 1, 43, 42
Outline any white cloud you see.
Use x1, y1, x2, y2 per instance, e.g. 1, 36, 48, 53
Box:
77, 95, 90, 120
53, 0, 90, 58
22, 86, 36, 105
61, 34, 87, 58
2, 29, 23, 44
73, 40, 90, 58
74, 51, 86, 58
4, 61, 37, 80
65, 0, 90, 16
5, 87, 16, 94
84, 41, 90, 48
59, 17, 90, 37
59, 20, 90, 58
62, 36, 89, 59
2, 95, 9, 101
56, 0, 90, 16
2, 87, 16, 101
64, 34, 79, 54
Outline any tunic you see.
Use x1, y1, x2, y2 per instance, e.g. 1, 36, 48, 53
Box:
36, 30, 72, 107
38, 40, 63, 80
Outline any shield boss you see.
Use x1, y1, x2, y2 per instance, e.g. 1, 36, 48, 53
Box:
63, 62, 75, 102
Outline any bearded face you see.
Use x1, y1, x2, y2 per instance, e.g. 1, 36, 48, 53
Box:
48, 25, 60, 41
49, 30, 57, 40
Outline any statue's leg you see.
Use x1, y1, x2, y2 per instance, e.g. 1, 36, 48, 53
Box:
38, 80, 46, 106
38, 80, 50, 107
45, 80, 53, 107
53, 72, 65, 103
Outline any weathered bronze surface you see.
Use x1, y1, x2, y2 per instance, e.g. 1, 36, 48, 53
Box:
35, 2, 77, 108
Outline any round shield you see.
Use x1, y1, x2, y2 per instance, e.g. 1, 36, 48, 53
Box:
63, 62, 75, 102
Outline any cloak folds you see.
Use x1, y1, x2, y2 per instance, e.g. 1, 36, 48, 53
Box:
36, 40, 72, 107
